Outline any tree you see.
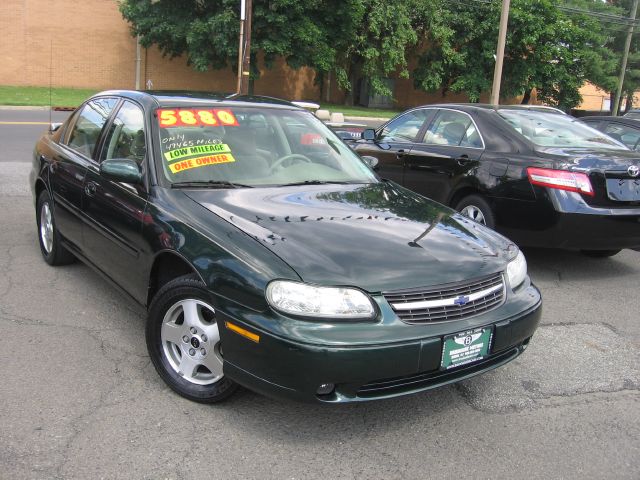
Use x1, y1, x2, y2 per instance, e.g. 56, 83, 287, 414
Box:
413, 0, 611, 110
119, 0, 421, 103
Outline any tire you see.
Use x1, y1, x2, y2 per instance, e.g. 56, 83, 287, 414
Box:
455, 194, 495, 229
146, 274, 238, 403
36, 190, 75, 266
581, 249, 621, 258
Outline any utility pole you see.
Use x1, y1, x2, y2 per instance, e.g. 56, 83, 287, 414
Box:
490, 0, 511, 105
613, 0, 639, 116
237, 0, 252, 95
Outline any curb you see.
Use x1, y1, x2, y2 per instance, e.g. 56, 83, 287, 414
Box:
0, 105, 51, 111
344, 115, 392, 122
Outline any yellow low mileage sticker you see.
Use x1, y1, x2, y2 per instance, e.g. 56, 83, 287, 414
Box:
164, 143, 231, 162
169, 153, 236, 174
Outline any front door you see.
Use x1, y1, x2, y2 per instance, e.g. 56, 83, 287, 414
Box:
81, 100, 149, 303
403, 109, 484, 204
355, 109, 433, 184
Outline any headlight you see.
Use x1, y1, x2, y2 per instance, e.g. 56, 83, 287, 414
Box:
506, 249, 527, 289
266, 280, 376, 319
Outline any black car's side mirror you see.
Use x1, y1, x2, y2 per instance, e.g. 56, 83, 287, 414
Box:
362, 128, 376, 141
361, 155, 380, 171
100, 158, 143, 185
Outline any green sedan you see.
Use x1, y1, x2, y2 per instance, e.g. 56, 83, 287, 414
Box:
31, 91, 541, 403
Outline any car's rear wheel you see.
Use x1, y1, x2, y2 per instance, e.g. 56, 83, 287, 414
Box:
456, 195, 495, 229
36, 190, 75, 266
146, 274, 238, 403
581, 249, 621, 258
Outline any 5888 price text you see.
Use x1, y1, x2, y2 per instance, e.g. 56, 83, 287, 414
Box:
157, 108, 239, 128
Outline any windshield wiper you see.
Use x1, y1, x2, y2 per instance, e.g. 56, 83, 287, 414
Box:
277, 180, 355, 187
170, 180, 253, 189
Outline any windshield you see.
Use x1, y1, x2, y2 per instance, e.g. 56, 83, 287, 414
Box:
497, 110, 628, 150
155, 107, 377, 186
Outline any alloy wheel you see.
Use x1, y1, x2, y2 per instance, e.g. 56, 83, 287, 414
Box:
161, 299, 224, 386
40, 202, 54, 254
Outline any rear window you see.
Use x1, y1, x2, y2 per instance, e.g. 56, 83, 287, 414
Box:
498, 110, 627, 150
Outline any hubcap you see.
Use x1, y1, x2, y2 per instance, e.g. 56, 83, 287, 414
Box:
161, 299, 224, 385
40, 202, 54, 254
460, 205, 486, 225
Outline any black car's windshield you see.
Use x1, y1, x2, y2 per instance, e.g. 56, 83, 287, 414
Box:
498, 110, 628, 150
156, 107, 377, 187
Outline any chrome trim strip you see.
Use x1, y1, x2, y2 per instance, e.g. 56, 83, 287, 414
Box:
391, 283, 503, 311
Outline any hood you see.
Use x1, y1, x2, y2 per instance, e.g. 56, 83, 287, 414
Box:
536, 146, 640, 173
185, 182, 511, 292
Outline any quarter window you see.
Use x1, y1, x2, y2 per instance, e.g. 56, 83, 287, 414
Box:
66, 98, 118, 158
101, 101, 146, 164
378, 110, 430, 142
423, 110, 482, 148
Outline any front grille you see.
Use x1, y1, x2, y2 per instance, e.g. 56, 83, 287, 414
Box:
383, 273, 504, 324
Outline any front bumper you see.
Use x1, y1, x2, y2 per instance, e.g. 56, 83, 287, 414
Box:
217, 285, 542, 403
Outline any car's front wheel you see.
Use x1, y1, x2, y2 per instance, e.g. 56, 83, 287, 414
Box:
455, 195, 495, 229
146, 274, 238, 403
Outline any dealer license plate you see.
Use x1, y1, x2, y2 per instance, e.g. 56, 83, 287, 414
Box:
606, 178, 640, 201
440, 327, 492, 370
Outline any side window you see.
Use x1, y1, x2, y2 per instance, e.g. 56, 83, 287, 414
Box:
378, 110, 430, 142
604, 123, 640, 150
101, 101, 146, 164
66, 98, 118, 158
423, 110, 483, 148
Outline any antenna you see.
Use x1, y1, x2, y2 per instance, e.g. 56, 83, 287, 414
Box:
49, 39, 53, 128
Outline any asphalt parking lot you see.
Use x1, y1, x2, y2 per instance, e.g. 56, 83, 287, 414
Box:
1, 107, 639, 479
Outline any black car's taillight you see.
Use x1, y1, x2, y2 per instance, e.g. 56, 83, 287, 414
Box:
526, 167, 594, 197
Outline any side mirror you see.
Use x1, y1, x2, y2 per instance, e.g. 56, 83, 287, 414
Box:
362, 128, 376, 141
100, 158, 142, 184
361, 155, 379, 171
50, 122, 63, 133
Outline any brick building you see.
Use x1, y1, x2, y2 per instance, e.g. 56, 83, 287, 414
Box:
0, 0, 630, 110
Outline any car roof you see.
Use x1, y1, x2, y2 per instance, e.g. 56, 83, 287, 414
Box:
581, 116, 640, 125
415, 103, 567, 114
91, 90, 303, 110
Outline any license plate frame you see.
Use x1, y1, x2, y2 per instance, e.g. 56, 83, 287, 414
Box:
440, 327, 493, 370
606, 178, 640, 202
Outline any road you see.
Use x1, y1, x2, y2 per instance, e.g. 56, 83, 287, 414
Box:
0, 108, 638, 479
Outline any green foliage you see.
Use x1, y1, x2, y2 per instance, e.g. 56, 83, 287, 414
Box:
414, 0, 613, 109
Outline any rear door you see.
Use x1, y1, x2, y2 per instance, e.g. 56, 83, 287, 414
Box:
49, 98, 118, 250
81, 100, 149, 302
403, 109, 484, 204
355, 109, 433, 184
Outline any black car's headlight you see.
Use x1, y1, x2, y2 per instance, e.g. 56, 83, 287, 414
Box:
266, 280, 376, 320
506, 249, 527, 290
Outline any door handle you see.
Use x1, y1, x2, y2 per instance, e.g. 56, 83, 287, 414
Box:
84, 182, 97, 196
456, 155, 472, 165
397, 149, 406, 159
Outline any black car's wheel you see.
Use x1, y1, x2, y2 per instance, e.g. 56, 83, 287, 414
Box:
456, 195, 495, 229
36, 190, 75, 266
581, 249, 621, 258
146, 274, 238, 403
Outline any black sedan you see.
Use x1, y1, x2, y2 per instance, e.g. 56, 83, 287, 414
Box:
355, 104, 640, 257
580, 116, 640, 151
31, 91, 541, 404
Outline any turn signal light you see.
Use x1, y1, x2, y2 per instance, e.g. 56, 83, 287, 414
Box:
527, 167, 594, 196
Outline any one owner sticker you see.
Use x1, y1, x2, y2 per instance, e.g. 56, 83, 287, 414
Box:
168, 153, 236, 174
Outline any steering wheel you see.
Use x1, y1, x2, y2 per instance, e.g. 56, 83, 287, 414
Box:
271, 153, 312, 170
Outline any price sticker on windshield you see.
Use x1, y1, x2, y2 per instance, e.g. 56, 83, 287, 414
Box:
157, 108, 239, 128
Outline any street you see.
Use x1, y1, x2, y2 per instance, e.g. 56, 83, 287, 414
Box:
0, 108, 638, 479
